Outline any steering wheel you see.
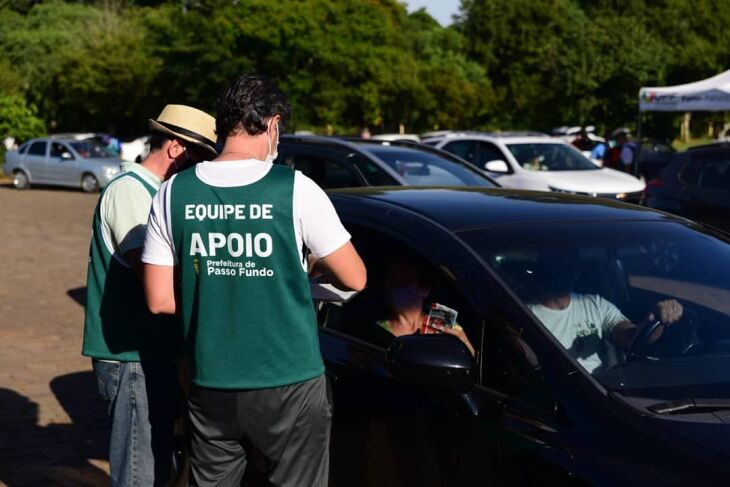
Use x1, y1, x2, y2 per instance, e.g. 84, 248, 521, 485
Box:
627, 319, 664, 361
627, 306, 699, 361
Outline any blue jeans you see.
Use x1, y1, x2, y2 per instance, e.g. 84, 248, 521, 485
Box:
93, 359, 179, 487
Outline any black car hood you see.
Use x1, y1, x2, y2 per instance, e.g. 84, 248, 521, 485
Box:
649, 411, 730, 460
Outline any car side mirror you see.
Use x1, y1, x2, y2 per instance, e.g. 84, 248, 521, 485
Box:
386, 334, 474, 392
484, 160, 509, 173
61, 152, 73, 160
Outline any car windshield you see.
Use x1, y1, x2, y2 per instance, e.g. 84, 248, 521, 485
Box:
460, 221, 730, 398
69, 141, 117, 159
363, 145, 494, 187
507, 143, 599, 171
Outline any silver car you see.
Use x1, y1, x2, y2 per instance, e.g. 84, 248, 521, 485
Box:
3, 136, 122, 192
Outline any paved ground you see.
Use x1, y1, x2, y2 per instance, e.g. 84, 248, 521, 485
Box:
0, 183, 110, 486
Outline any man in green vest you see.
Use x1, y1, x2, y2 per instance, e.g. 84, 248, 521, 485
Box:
142, 74, 367, 486
83, 105, 217, 486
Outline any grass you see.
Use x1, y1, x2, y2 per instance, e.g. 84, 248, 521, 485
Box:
672, 137, 716, 151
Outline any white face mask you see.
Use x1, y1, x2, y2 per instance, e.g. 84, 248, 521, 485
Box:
264, 120, 279, 164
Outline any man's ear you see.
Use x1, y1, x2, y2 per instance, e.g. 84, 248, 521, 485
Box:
166, 139, 185, 160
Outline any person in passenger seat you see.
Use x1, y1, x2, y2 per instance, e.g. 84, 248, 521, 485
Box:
377, 259, 475, 355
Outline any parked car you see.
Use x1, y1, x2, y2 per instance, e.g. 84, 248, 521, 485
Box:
275, 135, 497, 189
316, 186, 730, 485
645, 143, 730, 232
4, 136, 122, 192
120, 135, 151, 163
370, 133, 421, 143
423, 132, 645, 202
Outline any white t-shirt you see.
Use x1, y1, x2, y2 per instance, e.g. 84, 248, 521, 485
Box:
141, 160, 351, 271
528, 293, 628, 373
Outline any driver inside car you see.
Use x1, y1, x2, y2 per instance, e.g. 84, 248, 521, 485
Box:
526, 257, 683, 373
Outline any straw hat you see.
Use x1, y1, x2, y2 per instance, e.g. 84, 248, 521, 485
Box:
149, 105, 217, 156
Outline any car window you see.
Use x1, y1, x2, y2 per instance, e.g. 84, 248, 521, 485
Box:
442, 140, 477, 163
18, 143, 29, 154
50, 142, 71, 159
506, 143, 599, 171
364, 145, 492, 187
27, 141, 47, 156
698, 159, 730, 192
679, 159, 701, 185
350, 154, 398, 186
460, 220, 730, 397
318, 225, 480, 356
278, 152, 363, 189
476, 142, 507, 167
69, 141, 116, 159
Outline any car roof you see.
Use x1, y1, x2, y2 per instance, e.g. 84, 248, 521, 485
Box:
330, 187, 678, 232
424, 132, 560, 145
686, 141, 730, 152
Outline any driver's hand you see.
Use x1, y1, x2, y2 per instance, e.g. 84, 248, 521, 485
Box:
648, 299, 683, 325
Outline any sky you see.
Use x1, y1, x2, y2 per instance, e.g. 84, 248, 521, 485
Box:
405, 0, 461, 26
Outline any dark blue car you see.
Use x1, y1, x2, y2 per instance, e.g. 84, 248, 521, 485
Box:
318, 187, 730, 486
645, 143, 730, 232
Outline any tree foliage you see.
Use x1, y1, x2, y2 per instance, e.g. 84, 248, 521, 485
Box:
0, 0, 729, 140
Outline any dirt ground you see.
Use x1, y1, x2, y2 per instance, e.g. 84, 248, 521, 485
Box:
0, 183, 110, 486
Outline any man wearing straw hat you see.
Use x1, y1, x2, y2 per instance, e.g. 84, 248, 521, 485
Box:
83, 105, 217, 486
142, 74, 366, 486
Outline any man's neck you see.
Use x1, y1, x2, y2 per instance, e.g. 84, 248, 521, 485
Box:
141, 152, 168, 181
217, 134, 268, 162
541, 293, 572, 310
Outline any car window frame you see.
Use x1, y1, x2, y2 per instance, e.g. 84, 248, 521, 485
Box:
27, 141, 48, 157
476, 141, 513, 173
442, 139, 478, 164
276, 144, 369, 189
695, 155, 730, 194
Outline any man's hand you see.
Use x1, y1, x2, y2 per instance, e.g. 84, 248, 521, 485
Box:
648, 299, 683, 326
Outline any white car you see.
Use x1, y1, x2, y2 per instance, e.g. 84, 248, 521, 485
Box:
120, 136, 151, 163
423, 132, 645, 202
120, 135, 150, 163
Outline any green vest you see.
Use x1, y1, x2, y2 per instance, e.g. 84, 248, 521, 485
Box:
169, 164, 324, 389
83, 171, 182, 361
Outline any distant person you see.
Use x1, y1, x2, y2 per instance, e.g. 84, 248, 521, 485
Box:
590, 133, 609, 160
605, 128, 634, 172
571, 130, 592, 151
142, 73, 367, 486
83, 105, 217, 486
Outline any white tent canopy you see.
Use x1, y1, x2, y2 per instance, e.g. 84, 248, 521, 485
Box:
639, 69, 730, 112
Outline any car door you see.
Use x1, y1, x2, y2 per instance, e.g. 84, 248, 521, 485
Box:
22, 140, 49, 183
318, 213, 576, 486
47, 142, 79, 187
276, 145, 368, 189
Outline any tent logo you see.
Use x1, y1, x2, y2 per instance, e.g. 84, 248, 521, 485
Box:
642, 91, 657, 103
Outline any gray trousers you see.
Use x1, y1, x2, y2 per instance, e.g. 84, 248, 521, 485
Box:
187, 374, 332, 487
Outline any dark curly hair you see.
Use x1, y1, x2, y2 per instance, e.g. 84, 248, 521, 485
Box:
215, 73, 291, 140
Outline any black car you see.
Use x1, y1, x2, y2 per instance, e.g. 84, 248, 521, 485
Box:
275, 135, 496, 189
645, 143, 730, 232
630, 139, 676, 181
317, 187, 730, 486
